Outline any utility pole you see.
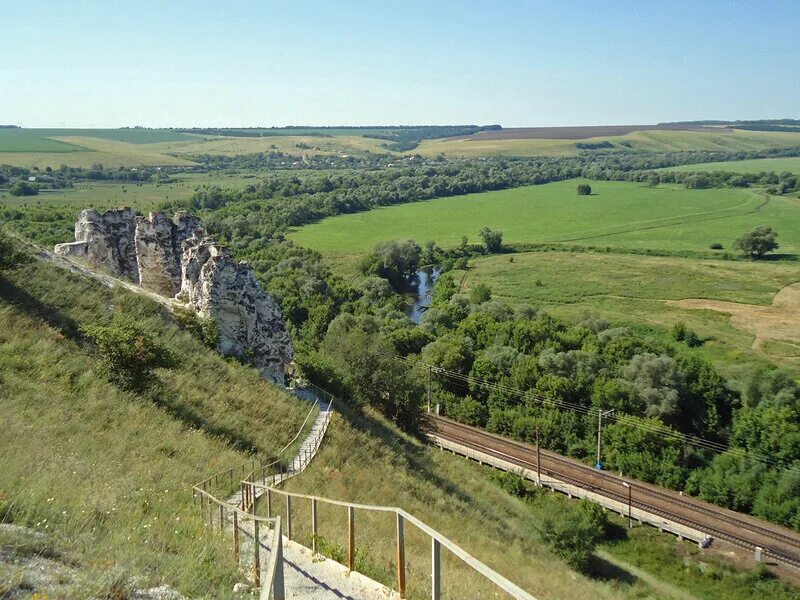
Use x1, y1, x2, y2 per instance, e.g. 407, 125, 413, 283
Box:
427, 365, 432, 412
596, 409, 614, 469
536, 426, 541, 487
623, 481, 632, 528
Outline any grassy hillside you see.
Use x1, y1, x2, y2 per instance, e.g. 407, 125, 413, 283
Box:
0, 250, 311, 597
415, 129, 800, 157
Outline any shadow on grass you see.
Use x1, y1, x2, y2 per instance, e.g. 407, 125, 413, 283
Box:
0, 274, 85, 342
584, 553, 639, 585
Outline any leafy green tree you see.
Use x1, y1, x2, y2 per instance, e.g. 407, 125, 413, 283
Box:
753, 467, 800, 531
733, 226, 779, 259
685, 452, 765, 512
576, 183, 592, 195
0, 228, 20, 270
9, 181, 38, 196
82, 315, 180, 392
622, 353, 684, 423
359, 239, 421, 289
478, 227, 503, 253
469, 282, 492, 304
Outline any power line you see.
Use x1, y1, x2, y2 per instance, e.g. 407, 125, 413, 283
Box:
388, 352, 794, 471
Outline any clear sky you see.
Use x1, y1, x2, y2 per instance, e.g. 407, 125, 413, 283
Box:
3, 0, 798, 128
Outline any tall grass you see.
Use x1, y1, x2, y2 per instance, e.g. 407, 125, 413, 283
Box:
0, 254, 310, 597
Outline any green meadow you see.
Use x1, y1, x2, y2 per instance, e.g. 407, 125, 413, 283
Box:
289, 179, 800, 264
663, 156, 800, 176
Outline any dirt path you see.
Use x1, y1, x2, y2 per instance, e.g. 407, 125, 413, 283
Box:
668, 282, 800, 355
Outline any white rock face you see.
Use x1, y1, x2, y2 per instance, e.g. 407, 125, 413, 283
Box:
135, 211, 201, 296
54, 208, 139, 282
55, 209, 294, 384
178, 234, 294, 385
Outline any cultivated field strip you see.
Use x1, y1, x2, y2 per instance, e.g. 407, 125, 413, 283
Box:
430, 415, 800, 569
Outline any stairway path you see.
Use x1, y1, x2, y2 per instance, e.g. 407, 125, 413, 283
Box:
227, 392, 397, 599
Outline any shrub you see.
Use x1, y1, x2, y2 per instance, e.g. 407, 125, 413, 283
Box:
479, 227, 503, 254
469, 283, 492, 304
709, 242, 723, 250
0, 228, 21, 270
493, 471, 529, 498
576, 183, 592, 195
172, 306, 219, 349
82, 315, 180, 392
536, 500, 606, 571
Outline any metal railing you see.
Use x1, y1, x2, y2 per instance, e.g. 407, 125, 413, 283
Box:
248, 481, 537, 600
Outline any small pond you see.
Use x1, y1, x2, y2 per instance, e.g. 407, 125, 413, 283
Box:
407, 268, 441, 324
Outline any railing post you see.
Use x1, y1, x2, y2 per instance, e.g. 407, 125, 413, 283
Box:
397, 514, 406, 598
233, 511, 239, 564
431, 538, 441, 600
208, 500, 214, 529
219, 504, 225, 537
286, 496, 292, 540
274, 522, 285, 600
267, 489, 272, 518
253, 519, 261, 587
311, 498, 318, 553
348, 506, 355, 574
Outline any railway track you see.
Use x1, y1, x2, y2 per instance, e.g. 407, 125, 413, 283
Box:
430, 415, 800, 570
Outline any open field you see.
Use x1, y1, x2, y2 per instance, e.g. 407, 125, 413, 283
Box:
459, 251, 800, 375
464, 124, 724, 140
415, 129, 800, 157
288, 179, 800, 265
663, 156, 800, 176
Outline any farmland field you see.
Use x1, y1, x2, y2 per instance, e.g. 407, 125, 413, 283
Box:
414, 128, 800, 157
288, 179, 800, 265
662, 156, 800, 176
0, 129, 88, 152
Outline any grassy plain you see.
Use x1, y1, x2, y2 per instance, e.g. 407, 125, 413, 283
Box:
415, 129, 800, 157
663, 156, 800, 176
0, 253, 311, 597
289, 179, 795, 265
459, 252, 800, 376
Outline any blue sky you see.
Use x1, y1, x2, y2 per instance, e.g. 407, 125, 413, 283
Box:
2, 0, 798, 127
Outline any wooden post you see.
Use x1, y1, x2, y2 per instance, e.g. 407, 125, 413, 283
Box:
396, 514, 406, 598
311, 499, 318, 553
286, 495, 292, 540
431, 538, 441, 600
253, 519, 261, 587
233, 511, 239, 564
274, 524, 285, 600
267, 489, 272, 518
208, 500, 214, 529
347, 506, 355, 574
219, 504, 225, 537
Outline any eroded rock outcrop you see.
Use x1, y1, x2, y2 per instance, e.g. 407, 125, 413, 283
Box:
54, 209, 293, 384
135, 211, 201, 296
178, 234, 294, 384
54, 208, 139, 282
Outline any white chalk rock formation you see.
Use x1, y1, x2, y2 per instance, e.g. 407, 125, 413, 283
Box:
54, 209, 294, 384
177, 234, 294, 384
54, 208, 139, 282
135, 211, 201, 296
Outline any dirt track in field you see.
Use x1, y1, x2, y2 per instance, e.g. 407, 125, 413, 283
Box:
669, 282, 800, 352
464, 124, 726, 140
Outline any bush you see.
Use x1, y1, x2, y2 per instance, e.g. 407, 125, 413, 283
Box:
172, 307, 219, 349
493, 471, 529, 498
479, 227, 503, 253
577, 183, 592, 195
82, 315, 180, 392
469, 283, 492, 304
709, 242, 723, 250
0, 228, 21, 270
536, 500, 606, 571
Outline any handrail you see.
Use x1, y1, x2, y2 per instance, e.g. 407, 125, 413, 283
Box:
195, 392, 321, 492
251, 482, 537, 600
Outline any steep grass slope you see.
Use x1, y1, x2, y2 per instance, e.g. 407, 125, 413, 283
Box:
0, 253, 310, 597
